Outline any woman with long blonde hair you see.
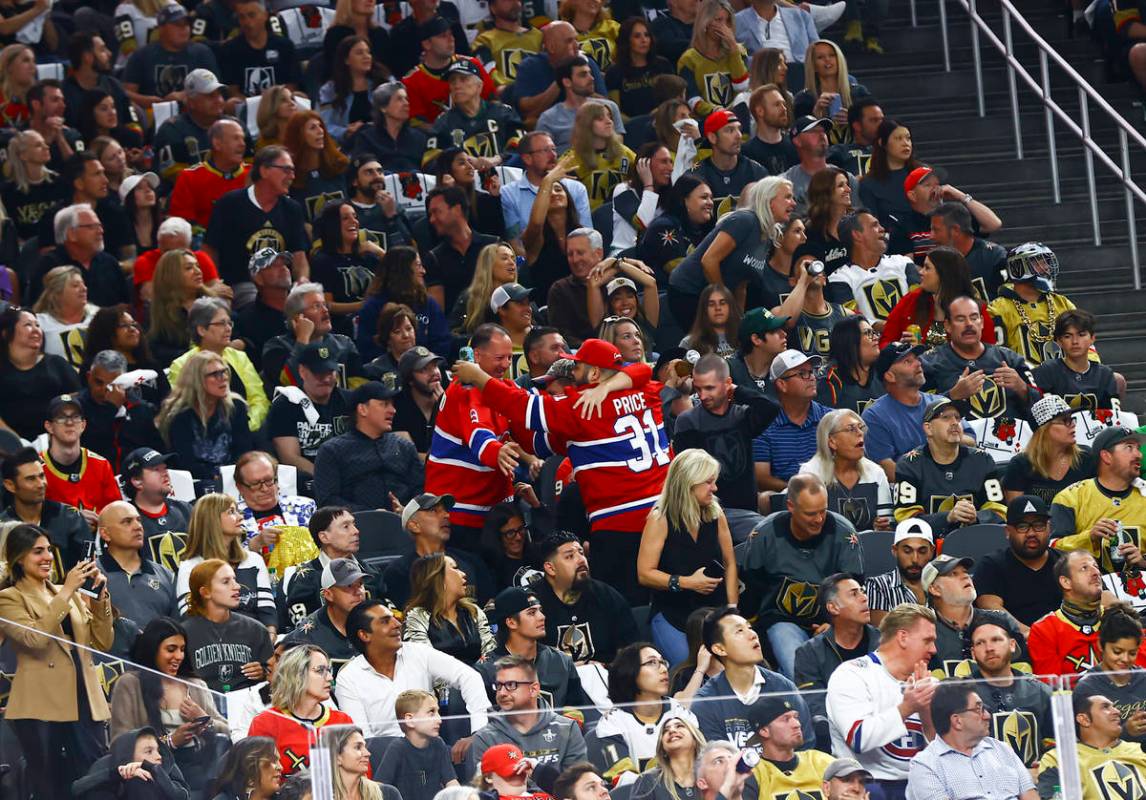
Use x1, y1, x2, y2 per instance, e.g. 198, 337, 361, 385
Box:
676, 0, 744, 118
0, 45, 37, 126
2, 130, 58, 244
567, 100, 636, 211
147, 248, 216, 365
318, 724, 384, 800
1003, 394, 1094, 503
559, 0, 620, 71
629, 711, 706, 800
638, 449, 737, 666
794, 39, 869, 144
33, 266, 98, 369
256, 85, 298, 148
403, 552, 495, 665
452, 241, 519, 334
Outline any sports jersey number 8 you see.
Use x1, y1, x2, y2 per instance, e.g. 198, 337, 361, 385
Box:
615, 410, 669, 473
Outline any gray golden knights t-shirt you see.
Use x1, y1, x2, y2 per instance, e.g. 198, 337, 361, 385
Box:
182, 613, 274, 693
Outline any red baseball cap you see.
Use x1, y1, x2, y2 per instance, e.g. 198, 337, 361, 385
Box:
560, 339, 623, 370
481, 744, 527, 777
703, 108, 737, 138
903, 166, 935, 195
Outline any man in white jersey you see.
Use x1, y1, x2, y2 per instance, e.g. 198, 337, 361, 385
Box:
828, 211, 916, 324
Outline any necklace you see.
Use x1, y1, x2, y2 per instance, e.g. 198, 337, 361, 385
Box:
1009, 295, 1057, 355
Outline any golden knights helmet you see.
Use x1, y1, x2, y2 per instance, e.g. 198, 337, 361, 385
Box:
1006, 242, 1059, 293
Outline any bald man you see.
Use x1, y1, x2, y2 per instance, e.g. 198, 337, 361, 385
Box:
514, 20, 608, 122
97, 500, 178, 625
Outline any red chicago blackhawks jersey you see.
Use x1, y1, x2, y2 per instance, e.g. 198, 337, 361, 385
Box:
41, 448, 123, 514
247, 705, 357, 776
1028, 608, 1146, 680
402, 56, 496, 123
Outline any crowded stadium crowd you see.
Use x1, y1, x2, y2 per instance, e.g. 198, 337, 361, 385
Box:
0, 0, 1144, 796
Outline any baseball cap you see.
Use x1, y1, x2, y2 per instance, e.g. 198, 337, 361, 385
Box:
492, 586, 541, 624
156, 4, 189, 25
1006, 494, 1050, 525
490, 283, 532, 314
121, 448, 175, 477
740, 307, 789, 341
560, 339, 623, 370
606, 277, 637, 297
184, 68, 223, 96
791, 115, 833, 137
321, 557, 368, 590
745, 697, 798, 746
398, 345, 443, 377
893, 517, 934, 545
532, 358, 576, 387
703, 108, 737, 138
481, 744, 528, 778
1093, 426, 1142, 452
351, 378, 400, 406
769, 350, 822, 381
967, 609, 1023, 642
823, 758, 873, 783
922, 396, 961, 423
903, 166, 936, 195
447, 58, 481, 80
298, 343, 339, 373
873, 342, 925, 381
48, 394, 83, 419
1031, 394, 1073, 428
248, 247, 292, 276
921, 554, 974, 593
119, 171, 159, 204
400, 492, 455, 529
418, 16, 451, 40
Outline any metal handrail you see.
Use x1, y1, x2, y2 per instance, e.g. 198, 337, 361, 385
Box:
938, 0, 1146, 287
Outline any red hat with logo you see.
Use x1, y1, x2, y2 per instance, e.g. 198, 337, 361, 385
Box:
903, 166, 935, 195
481, 744, 528, 777
560, 339, 623, 370
703, 108, 737, 138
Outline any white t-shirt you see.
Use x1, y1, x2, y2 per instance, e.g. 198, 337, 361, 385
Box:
37, 305, 97, 370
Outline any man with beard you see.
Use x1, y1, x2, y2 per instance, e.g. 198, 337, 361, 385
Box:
393, 346, 445, 457
692, 110, 767, 219
784, 116, 858, 208
152, 68, 230, 181
530, 532, 637, 665
827, 97, 883, 177
64, 32, 136, 133
1028, 550, 1108, 677
472, 0, 543, 88
974, 495, 1062, 636
516, 326, 569, 389
120, 448, 192, 571
346, 155, 414, 251
890, 166, 1001, 263
672, 354, 779, 531
265, 343, 352, 477
1038, 694, 1146, 800
743, 84, 798, 177
865, 518, 935, 626
921, 296, 1038, 422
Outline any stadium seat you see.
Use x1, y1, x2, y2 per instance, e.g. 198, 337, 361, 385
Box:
631, 604, 652, 641
858, 530, 895, 577
354, 510, 412, 558
168, 469, 196, 503
366, 736, 404, 774
940, 524, 1007, 562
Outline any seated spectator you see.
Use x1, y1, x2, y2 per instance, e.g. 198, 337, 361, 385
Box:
491, 283, 536, 379
313, 380, 424, 511
146, 249, 219, 367
0, 306, 82, 441
175, 493, 276, 631
321, 725, 393, 799
906, 680, 1037, 800
639, 449, 739, 666
478, 587, 589, 708
169, 297, 270, 430
431, 148, 506, 240
208, 736, 283, 800
607, 19, 672, 116
743, 82, 799, 177
478, 502, 538, 591
234, 248, 292, 372
157, 350, 254, 482
392, 346, 446, 457
889, 165, 1002, 262
861, 343, 947, 480
264, 342, 354, 476
1, 129, 66, 247
476, 743, 558, 800
335, 598, 490, 737
284, 114, 352, 224
606, 142, 671, 255
469, 655, 589, 772
816, 316, 886, 415
893, 398, 1006, 537
796, 166, 851, 277
309, 199, 383, 338
262, 282, 365, 395
825, 603, 936, 794
514, 21, 607, 127
359, 246, 451, 364
930, 202, 1008, 301
627, 711, 708, 800
1037, 694, 1146, 800
97, 500, 178, 626
346, 84, 428, 173
726, 307, 788, 399
80, 305, 170, 394
402, 551, 496, 665
33, 265, 99, 370
692, 606, 814, 748
638, 174, 714, 286
828, 212, 915, 326
974, 495, 1063, 635
787, 253, 856, 363
800, 409, 893, 532
681, 284, 740, 359
249, 644, 355, 775
132, 220, 227, 309
232, 450, 317, 573
425, 59, 524, 171
346, 153, 416, 251
739, 473, 862, 679
986, 243, 1077, 367
0, 523, 113, 799
320, 36, 379, 143
109, 616, 229, 792
879, 246, 996, 349
755, 350, 829, 491
793, 573, 879, 718
77, 349, 166, 472
32, 202, 132, 306
365, 303, 421, 378
1034, 310, 1121, 412
39, 393, 122, 521
1077, 603, 1146, 745
167, 119, 250, 233
376, 689, 461, 800
691, 742, 749, 800
532, 532, 638, 666
548, 227, 609, 345
284, 505, 390, 630
71, 724, 192, 799
748, 696, 835, 799
551, 763, 614, 800
694, 110, 767, 218
121, 448, 193, 568
0, 447, 91, 581
423, 187, 500, 318
1003, 395, 1095, 504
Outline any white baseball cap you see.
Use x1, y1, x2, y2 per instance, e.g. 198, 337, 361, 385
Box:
118, 171, 159, 204
769, 349, 823, 381
893, 517, 934, 545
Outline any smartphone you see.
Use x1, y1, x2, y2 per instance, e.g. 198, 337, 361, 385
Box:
827, 93, 843, 119
78, 540, 100, 598
192, 715, 212, 728
706, 560, 726, 578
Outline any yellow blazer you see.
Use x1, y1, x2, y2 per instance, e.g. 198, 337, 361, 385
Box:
0, 582, 114, 722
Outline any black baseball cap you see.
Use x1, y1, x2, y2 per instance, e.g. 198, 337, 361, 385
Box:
398, 345, 443, 377
418, 16, 451, 40
1005, 494, 1050, 525
745, 696, 798, 746
298, 343, 339, 373
922, 396, 961, 423
492, 587, 541, 624
1093, 426, 1143, 452
791, 115, 833, 137
874, 342, 925, 381
967, 609, 1023, 642
47, 394, 83, 419
351, 377, 400, 406
447, 58, 481, 80
122, 447, 175, 477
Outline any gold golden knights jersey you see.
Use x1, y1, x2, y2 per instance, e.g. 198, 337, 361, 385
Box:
1039, 741, 1146, 800
1049, 477, 1146, 573
472, 26, 543, 86
567, 145, 635, 210
751, 749, 836, 800
677, 47, 749, 118
893, 445, 1006, 536
576, 18, 620, 71
988, 284, 1096, 366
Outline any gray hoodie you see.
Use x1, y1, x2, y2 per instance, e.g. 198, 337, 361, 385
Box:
468, 708, 588, 777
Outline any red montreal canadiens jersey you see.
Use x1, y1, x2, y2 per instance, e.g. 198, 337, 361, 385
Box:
481, 364, 669, 533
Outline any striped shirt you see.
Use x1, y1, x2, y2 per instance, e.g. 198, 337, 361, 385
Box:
752, 401, 829, 480
906, 735, 1034, 800
865, 569, 921, 612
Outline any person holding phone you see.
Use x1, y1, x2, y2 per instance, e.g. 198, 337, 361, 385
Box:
0, 523, 114, 799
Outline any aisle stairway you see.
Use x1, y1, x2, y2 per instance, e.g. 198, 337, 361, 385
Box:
838, 0, 1146, 411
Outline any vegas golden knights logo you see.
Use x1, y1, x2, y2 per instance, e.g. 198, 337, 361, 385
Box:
1017, 322, 1060, 365
995, 710, 1039, 766
702, 72, 733, 107
930, 493, 973, 515
777, 577, 820, 619
588, 159, 628, 207
972, 276, 989, 304
968, 376, 1005, 419
773, 792, 823, 800
862, 280, 904, 321
148, 531, 188, 572
305, 190, 346, 221
1065, 393, 1099, 412
97, 659, 127, 699
499, 49, 528, 81
797, 326, 832, 357
582, 37, 613, 70
1091, 760, 1146, 800
713, 195, 737, 218
246, 225, 287, 256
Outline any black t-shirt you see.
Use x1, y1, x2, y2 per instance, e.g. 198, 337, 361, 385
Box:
741, 135, 799, 177
310, 251, 379, 336
1002, 449, 1096, 506
289, 171, 348, 223
219, 33, 300, 96
798, 227, 849, 277
423, 232, 498, 315
122, 42, 219, 98
691, 155, 769, 218
604, 57, 675, 117
234, 299, 286, 371
1, 179, 68, 241
204, 188, 309, 285
1032, 358, 1120, 412
375, 737, 456, 800
392, 387, 437, 455
973, 547, 1063, 627
31, 246, 131, 308
264, 388, 352, 460
0, 355, 82, 440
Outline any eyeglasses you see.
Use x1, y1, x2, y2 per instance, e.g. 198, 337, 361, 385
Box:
75, 222, 104, 230
834, 423, 867, 436
207, 319, 234, 328
640, 657, 669, 669
267, 163, 296, 174
524, 146, 558, 155
957, 702, 986, 716
492, 680, 532, 692
52, 415, 84, 425
781, 369, 816, 381
1013, 520, 1049, 533
861, 329, 880, 340
205, 368, 231, 380
310, 665, 333, 676
242, 477, 277, 490
1052, 416, 1077, 426
501, 524, 528, 538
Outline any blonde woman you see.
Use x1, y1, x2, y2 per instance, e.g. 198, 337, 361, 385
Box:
157, 350, 254, 481
629, 711, 706, 800
566, 101, 636, 211
638, 448, 737, 666
0, 44, 37, 126
249, 646, 354, 776
168, 297, 269, 430
403, 552, 495, 665
676, 0, 746, 119
256, 85, 298, 149
799, 408, 892, 532
559, 0, 619, 71
317, 724, 384, 800
1003, 394, 1095, 503
147, 248, 216, 365
794, 39, 869, 145
33, 266, 98, 369
450, 241, 519, 335
175, 492, 275, 630
2, 130, 59, 243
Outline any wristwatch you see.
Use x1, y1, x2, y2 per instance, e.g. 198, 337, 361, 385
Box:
961, 193, 974, 206
668, 575, 681, 592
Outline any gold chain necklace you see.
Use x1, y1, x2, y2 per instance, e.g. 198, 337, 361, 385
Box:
1010, 295, 1057, 348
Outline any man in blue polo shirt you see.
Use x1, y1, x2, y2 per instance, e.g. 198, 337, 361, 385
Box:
754, 350, 828, 493
501, 130, 593, 245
